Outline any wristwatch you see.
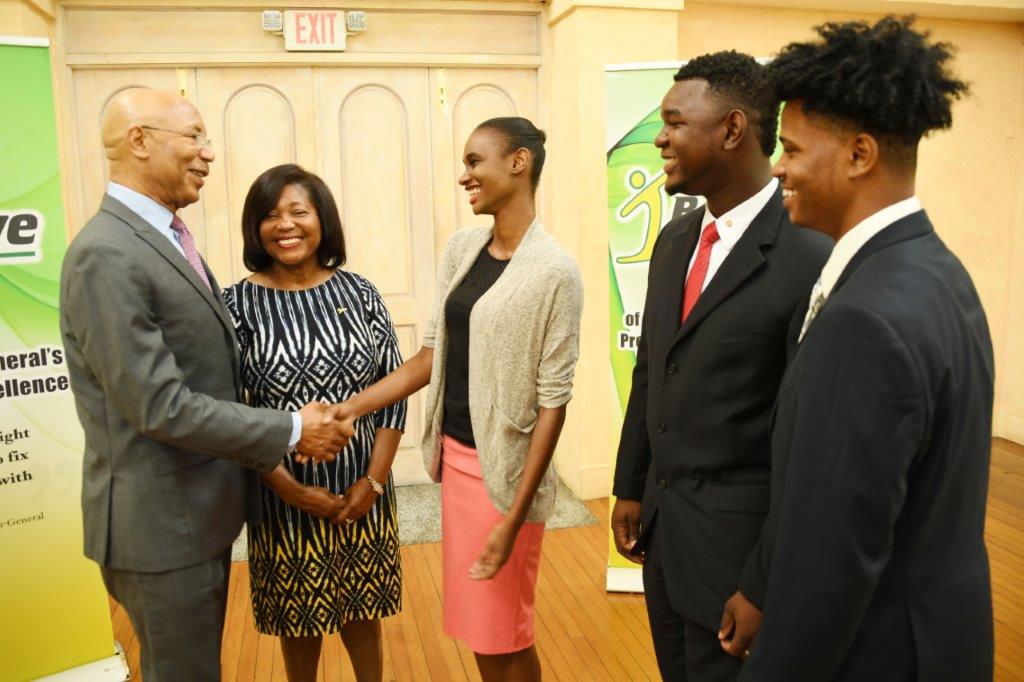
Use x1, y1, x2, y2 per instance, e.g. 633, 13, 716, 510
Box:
365, 474, 384, 495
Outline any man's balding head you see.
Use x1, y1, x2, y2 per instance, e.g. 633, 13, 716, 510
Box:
102, 88, 214, 212
102, 89, 197, 158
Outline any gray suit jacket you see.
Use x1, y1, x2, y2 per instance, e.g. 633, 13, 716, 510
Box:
60, 194, 292, 573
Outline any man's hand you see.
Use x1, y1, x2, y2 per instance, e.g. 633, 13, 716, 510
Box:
611, 498, 645, 564
331, 477, 379, 526
291, 485, 346, 518
718, 590, 763, 659
261, 462, 345, 518
294, 402, 352, 464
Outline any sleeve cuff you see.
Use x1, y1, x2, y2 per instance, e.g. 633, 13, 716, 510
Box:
611, 481, 645, 501
738, 561, 766, 611
288, 412, 302, 452
374, 407, 407, 431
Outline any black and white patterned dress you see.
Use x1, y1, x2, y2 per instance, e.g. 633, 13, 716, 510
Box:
222, 269, 406, 636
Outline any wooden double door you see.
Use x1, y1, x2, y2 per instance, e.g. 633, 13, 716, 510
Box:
69, 65, 539, 484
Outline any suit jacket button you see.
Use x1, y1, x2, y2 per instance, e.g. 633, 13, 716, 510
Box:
657, 478, 667, 490
667, 362, 677, 375
656, 421, 666, 434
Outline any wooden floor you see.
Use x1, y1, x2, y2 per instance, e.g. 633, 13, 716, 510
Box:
110, 438, 1024, 681
987, 439, 1024, 681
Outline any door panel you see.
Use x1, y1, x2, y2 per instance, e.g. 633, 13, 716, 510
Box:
194, 68, 317, 286
429, 68, 539, 260
69, 69, 199, 238
318, 68, 435, 484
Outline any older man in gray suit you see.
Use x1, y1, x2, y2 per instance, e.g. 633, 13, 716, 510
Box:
59, 89, 349, 680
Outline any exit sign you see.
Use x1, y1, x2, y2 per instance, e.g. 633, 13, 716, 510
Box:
284, 10, 345, 51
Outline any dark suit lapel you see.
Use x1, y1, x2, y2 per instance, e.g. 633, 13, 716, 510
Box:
795, 210, 932, 352
649, 212, 700, 352
208, 271, 242, 387
787, 290, 812, 359
100, 194, 236, 338
670, 190, 785, 349
771, 295, 813, 436
831, 210, 932, 296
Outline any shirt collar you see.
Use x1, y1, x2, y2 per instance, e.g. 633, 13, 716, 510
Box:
107, 181, 175, 233
701, 177, 779, 248
817, 196, 923, 299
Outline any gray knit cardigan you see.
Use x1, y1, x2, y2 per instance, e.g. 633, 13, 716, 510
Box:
420, 219, 583, 523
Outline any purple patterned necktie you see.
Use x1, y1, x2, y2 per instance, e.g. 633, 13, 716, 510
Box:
170, 215, 212, 291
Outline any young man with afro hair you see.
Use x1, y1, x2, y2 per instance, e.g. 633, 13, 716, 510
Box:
740, 16, 993, 681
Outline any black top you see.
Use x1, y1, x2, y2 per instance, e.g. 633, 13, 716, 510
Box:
443, 245, 510, 446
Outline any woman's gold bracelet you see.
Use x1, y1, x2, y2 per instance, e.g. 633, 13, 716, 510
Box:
365, 474, 384, 495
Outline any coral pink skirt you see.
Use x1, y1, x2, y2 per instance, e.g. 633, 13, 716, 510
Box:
440, 434, 545, 655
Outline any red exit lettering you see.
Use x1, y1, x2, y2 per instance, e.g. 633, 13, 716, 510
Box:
294, 11, 339, 45
325, 12, 337, 43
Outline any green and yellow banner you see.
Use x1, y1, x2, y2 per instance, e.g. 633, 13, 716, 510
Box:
604, 61, 780, 592
0, 38, 119, 680
605, 63, 702, 592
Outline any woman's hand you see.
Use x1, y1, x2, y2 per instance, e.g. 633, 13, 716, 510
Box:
331, 477, 379, 526
327, 401, 359, 439
469, 518, 520, 580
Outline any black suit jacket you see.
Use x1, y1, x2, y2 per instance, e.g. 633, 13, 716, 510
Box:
741, 211, 994, 681
613, 189, 832, 629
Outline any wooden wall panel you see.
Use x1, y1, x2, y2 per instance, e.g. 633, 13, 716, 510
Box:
194, 68, 317, 285
338, 84, 414, 297
429, 67, 539, 258
69, 69, 190, 235
64, 8, 539, 58
452, 83, 519, 234
318, 68, 435, 484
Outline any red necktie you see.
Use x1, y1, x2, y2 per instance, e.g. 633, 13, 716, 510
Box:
681, 221, 720, 322
170, 215, 212, 291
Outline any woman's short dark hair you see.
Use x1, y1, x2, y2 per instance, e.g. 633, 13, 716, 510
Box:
476, 117, 547, 190
241, 164, 346, 272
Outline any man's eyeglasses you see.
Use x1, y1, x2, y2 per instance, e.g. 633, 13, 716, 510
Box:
140, 125, 213, 150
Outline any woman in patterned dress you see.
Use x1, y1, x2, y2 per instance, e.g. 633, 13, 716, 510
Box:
222, 164, 405, 682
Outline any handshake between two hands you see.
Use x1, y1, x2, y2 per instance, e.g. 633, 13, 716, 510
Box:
293, 401, 358, 464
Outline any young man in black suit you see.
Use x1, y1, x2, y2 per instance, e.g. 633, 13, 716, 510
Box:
611, 52, 832, 681
741, 17, 993, 681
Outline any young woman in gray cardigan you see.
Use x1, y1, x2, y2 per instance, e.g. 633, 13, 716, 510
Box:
334, 117, 583, 681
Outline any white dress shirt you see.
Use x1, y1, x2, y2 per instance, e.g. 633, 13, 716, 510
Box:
107, 181, 185, 257
799, 196, 923, 341
106, 182, 303, 449
687, 177, 779, 292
